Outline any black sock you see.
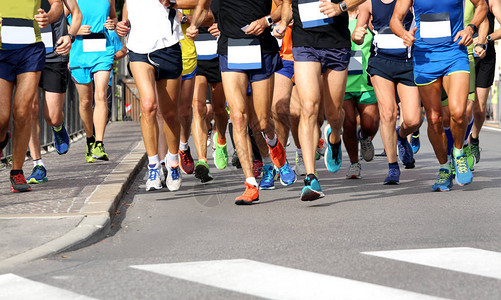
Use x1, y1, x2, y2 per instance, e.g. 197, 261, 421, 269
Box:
10, 169, 23, 176
95, 141, 103, 146
87, 136, 95, 145
413, 130, 420, 136
470, 136, 479, 145
0, 132, 10, 149
306, 173, 318, 181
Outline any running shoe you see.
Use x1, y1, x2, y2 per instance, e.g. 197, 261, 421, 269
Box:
384, 167, 400, 185
194, 160, 213, 183
376, 150, 387, 157
359, 130, 374, 162
294, 151, 306, 176
179, 147, 194, 174
85, 142, 95, 163
259, 165, 277, 190
316, 138, 326, 160
268, 140, 286, 168
432, 168, 453, 192
146, 164, 163, 191
323, 125, 342, 173
161, 162, 168, 187
253, 159, 263, 178
231, 151, 241, 169
167, 165, 182, 191
410, 132, 421, 154
278, 160, 296, 186
207, 122, 213, 149
213, 133, 228, 170
300, 174, 324, 201
52, 123, 70, 155
10, 173, 31, 193
346, 162, 361, 179
463, 145, 475, 171
235, 182, 259, 205
452, 154, 473, 186
92, 142, 109, 161
397, 128, 414, 168
470, 137, 480, 163
27, 165, 48, 184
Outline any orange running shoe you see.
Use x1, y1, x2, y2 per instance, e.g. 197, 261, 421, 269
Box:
178, 147, 194, 174
268, 140, 286, 168
235, 182, 259, 205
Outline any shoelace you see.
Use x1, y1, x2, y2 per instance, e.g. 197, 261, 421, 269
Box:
279, 162, 291, 175
148, 168, 159, 181
455, 156, 469, 173
180, 151, 193, 165
262, 166, 275, 180
170, 167, 180, 180
33, 165, 45, 175
436, 170, 450, 184
11, 174, 27, 184
242, 185, 257, 197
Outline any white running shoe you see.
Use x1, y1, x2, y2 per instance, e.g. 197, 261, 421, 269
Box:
167, 165, 182, 191
294, 152, 306, 176
346, 162, 361, 179
146, 165, 163, 191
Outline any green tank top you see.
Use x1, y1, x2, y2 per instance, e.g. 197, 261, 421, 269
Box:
0, 0, 42, 50
464, 0, 475, 55
346, 18, 374, 93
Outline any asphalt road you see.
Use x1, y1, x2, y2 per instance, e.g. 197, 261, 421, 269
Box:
3, 123, 501, 300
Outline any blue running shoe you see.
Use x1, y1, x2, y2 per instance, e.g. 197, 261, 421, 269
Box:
300, 174, 325, 201
452, 154, 473, 186
278, 160, 296, 186
323, 125, 342, 173
384, 167, 400, 185
432, 168, 453, 192
410, 132, 420, 154
397, 127, 415, 169
27, 165, 48, 184
52, 124, 70, 155
259, 165, 277, 190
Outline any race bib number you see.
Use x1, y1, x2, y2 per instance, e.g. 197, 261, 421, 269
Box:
298, 0, 333, 29
41, 25, 54, 53
0, 18, 36, 49
420, 13, 452, 44
375, 27, 406, 50
195, 33, 218, 60
227, 38, 262, 70
347, 50, 363, 75
82, 33, 106, 52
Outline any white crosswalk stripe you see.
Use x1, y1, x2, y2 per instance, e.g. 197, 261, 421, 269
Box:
0, 273, 97, 300
131, 259, 444, 300
363, 247, 501, 280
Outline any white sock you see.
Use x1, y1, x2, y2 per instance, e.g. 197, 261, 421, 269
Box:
265, 132, 278, 148
33, 159, 44, 167
179, 142, 189, 151
296, 148, 302, 154
246, 177, 258, 187
148, 155, 159, 166
167, 152, 179, 167
263, 156, 272, 165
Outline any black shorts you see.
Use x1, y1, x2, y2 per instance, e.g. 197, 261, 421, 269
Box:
39, 62, 69, 93
128, 43, 182, 81
196, 57, 221, 83
475, 52, 496, 88
367, 56, 415, 87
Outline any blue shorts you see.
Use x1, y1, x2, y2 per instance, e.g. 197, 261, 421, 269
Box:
182, 67, 197, 80
219, 52, 283, 83
292, 47, 350, 74
366, 56, 415, 86
0, 42, 45, 82
70, 62, 112, 84
276, 59, 294, 80
128, 44, 183, 81
414, 50, 469, 85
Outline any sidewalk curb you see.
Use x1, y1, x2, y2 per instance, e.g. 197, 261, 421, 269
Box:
0, 141, 146, 271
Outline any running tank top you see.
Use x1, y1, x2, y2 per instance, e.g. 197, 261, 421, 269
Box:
0, 0, 42, 50
346, 18, 373, 93
371, 0, 414, 60
413, 0, 466, 61
180, 9, 197, 61
41, 0, 68, 62
68, 0, 114, 68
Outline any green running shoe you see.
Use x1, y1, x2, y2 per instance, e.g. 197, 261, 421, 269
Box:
213, 132, 228, 170
92, 142, 109, 161
463, 145, 475, 171
194, 159, 213, 183
86, 142, 95, 163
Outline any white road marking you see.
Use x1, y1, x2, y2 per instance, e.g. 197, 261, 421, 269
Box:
131, 259, 443, 300
363, 247, 501, 280
0, 273, 96, 300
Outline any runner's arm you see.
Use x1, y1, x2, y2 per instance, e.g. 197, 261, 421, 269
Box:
274, 0, 292, 39
352, 0, 371, 45
116, 1, 130, 37
390, 0, 417, 47
186, 0, 212, 40
487, 0, 501, 41
55, 0, 81, 55
320, 0, 368, 18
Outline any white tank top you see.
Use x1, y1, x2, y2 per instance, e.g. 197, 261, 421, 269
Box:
126, 0, 183, 54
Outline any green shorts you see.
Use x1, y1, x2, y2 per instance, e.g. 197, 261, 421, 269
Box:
441, 54, 476, 106
344, 90, 377, 105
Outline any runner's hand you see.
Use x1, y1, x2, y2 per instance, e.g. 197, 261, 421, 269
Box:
35, 9, 50, 28
474, 45, 487, 59
78, 25, 92, 35
116, 21, 130, 36
104, 17, 116, 30
402, 27, 417, 47
352, 24, 367, 43
208, 23, 220, 37
273, 22, 287, 39
55, 35, 72, 55
319, 0, 342, 18
245, 18, 268, 36
186, 25, 199, 40
454, 28, 473, 46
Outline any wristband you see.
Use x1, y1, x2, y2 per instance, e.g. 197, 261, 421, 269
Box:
467, 24, 478, 34
339, 1, 348, 12
265, 15, 274, 27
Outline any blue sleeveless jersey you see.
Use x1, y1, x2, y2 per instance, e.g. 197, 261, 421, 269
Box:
68, 0, 114, 68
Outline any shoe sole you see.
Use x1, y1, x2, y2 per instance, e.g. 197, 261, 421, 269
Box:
195, 165, 213, 184
384, 181, 399, 185
27, 178, 48, 184
235, 198, 259, 205
146, 185, 163, 191
346, 175, 361, 179
280, 176, 297, 186
11, 186, 32, 193
259, 185, 275, 190
93, 155, 109, 161
300, 190, 325, 201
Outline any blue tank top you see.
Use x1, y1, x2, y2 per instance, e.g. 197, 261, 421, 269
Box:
68, 0, 114, 68
413, 0, 466, 61
371, 0, 414, 61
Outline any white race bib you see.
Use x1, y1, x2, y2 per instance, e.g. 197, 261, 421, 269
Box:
195, 33, 218, 60
298, 0, 333, 29
347, 50, 363, 75
375, 34, 406, 50
41, 25, 54, 53
82, 33, 107, 52
420, 13, 451, 44
0, 18, 36, 48
227, 38, 262, 70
